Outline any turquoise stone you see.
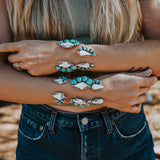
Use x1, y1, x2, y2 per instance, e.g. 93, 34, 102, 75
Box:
82, 76, 88, 81
96, 80, 99, 83
55, 100, 58, 103
64, 39, 69, 42
82, 46, 86, 50
61, 68, 66, 72
87, 79, 92, 84
71, 66, 76, 70
91, 64, 94, 67
58, 40, 63, 44
84, 104, 89, 107
61, 100, 64, 103
70, 39, 75, 42
58, 102, 61, 105
74, 41, 79, 45
90, 49, 93, 53
92, 52, 96, 56
77, 77, 81, 82
74, 103, 78, 106
56, 66, 61, 71
99, 81, 102, 85
67, 68, 72, 72
69, 101, 73, 104
92, 80, 95, 84
79, 46, 82, 50
80, 105, 84, 108
71, 79, 77, 85
86, 48, 90, 52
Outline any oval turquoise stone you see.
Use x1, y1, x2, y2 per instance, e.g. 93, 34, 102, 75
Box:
82, 76, 88, 81
80, 105, 84, 108
61, 68, 66, 72
69, 101, 73, 104
67, 68, 72, 72
56, 66, 61, 71
74, 41, 79, 45
71, 66, 76, 70
55, 100, 58, 103
58, 40, 63, 44
77, 77, 81, 82
74, 103, 78, 106
87, 79, 92, 84
92, 52, 96, 56
96, 80, 99, 83
79, 46, 82, 50
91, 64, 94, 67
84, 104, 89, 107
82, 46, 86, 50
71, 79, 77, 85
70, 39, 75, 43
64, 39, 69, 42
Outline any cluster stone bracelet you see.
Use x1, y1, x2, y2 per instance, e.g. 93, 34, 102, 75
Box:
56, 39, 96, 73
52, 76, 104, 107
51, 91, 104, 108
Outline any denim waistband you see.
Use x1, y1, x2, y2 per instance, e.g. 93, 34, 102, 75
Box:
22, 104, 126, 131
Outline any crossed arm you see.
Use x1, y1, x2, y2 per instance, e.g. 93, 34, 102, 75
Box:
0, 0, 159, 113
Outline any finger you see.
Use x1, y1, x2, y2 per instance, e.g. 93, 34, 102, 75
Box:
138, 76, 157, 87
12, 63, 23, 71
128, 69, 152, 77
136, 94, 148, 104
131, 104, 142, 113
19, 60, 42, 70
0, 42, 23, 52
8, 53, 39, 63
138, 87, 151, 96
28, 64, 55, 76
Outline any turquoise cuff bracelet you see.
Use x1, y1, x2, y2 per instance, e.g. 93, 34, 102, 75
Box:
71, 76, 104, 90
58, 39, 80, 48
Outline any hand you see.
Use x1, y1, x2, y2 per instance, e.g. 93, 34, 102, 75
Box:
0, 40, 80, 76
96, 69, 157, 113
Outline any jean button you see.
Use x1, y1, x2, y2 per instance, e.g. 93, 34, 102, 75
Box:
82, 117, 88, 125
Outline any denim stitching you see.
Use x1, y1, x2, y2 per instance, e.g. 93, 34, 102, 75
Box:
114, 121, 147, 139
18, 124, 47, 141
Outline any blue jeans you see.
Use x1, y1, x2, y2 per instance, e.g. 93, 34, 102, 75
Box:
16, 104, 155, 160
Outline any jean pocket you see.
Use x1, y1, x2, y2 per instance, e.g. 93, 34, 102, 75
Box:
113, 111, 147, 140
18, 113, 48, 141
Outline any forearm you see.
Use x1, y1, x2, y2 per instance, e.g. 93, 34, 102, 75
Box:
85, 40, 160, 75
0, 63, 96, 104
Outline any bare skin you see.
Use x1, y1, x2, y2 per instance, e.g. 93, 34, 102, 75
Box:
0, 0, 158, 113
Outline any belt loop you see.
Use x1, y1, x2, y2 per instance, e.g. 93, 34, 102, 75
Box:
47, 111, 57, 135
102, 109, 113, 135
